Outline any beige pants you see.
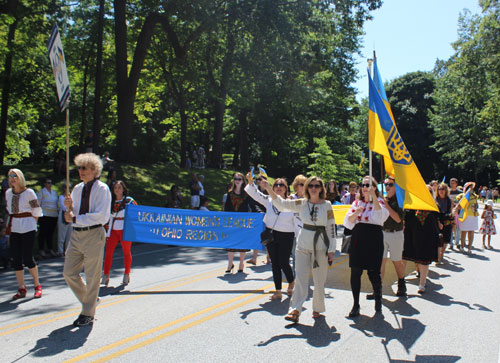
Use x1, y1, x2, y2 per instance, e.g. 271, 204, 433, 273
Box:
63, 227, 106, 316
290, 246, 329, 313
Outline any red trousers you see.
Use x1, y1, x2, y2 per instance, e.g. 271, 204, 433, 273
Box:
103, 229, 132, 275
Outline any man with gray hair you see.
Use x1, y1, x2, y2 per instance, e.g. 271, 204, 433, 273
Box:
63, 153, 111, 327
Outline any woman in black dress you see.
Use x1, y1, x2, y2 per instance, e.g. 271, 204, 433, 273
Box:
403, 186, 439, 294
435, 183, 454, 263
343, 176, 389, 317
223, 172, 252, 273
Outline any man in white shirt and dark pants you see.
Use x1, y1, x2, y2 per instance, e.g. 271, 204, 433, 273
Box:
63, 153, 111, 327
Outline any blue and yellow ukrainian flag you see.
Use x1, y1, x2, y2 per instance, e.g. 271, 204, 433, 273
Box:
369, 59, 395, 177
368, 63, 438, 212
458, 189, 471, 222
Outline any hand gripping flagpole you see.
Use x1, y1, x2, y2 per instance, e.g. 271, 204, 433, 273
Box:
367, 57, 374, 201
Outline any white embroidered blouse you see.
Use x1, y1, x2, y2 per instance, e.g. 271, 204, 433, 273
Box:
271, 196, 336, 252
244, 184, 295, 233
6, 188, 43, 233
343, 198, 390, 230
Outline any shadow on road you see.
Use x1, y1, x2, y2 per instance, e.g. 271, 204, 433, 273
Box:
26, 324, 91, 359
257, 316, 340, 347
350, 314, 425, 354
389, 354, 461, 362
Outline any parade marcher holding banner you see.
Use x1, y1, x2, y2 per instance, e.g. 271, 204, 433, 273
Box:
102, 181, 138, 286
245, 173, 295, 300
224, 172, 252, 273
263, 176, 336, 323
343, 176, 389, 317
63, 153, 111, 327
7, 169, 44, 300
36, 178, 59, 258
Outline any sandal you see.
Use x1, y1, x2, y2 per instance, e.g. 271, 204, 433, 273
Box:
284, 309, 300, 323
101, 274, 110, 286
13, 286, 27, 300
270, 292, 282, 300
312, 311, 323, 318
34, 285, 42, 299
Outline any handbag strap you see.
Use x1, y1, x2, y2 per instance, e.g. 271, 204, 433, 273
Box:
268, 205, 280, 232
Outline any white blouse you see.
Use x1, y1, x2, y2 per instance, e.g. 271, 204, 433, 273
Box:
343, 198, 390, 230
6, 188, 43, 233
244, 184, 295, 233
272, 196, 336, 252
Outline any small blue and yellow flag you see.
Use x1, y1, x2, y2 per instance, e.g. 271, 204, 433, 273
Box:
368, 65, 438, 212
258, 166, 268, 179
458, 189, 471, 222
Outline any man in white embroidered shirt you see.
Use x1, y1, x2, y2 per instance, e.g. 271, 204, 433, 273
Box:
63, 153, 111, 327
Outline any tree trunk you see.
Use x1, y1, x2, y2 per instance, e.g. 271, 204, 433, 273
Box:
210, 29, 235, 168
92, 0, 105, 155
0, 18, 17, 165
79, 54, 91, 151
113, 0, 159, 162
239, 109, 249, 171
178, 89, 187, 168
232, 121, 239, 168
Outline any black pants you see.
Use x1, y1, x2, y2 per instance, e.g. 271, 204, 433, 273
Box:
38, 216, 58, 251
10, 230, 37, 270
266, 230, 295, 290
350, 267, 381, 306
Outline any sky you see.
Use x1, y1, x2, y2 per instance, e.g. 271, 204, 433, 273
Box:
353, 0, 482, 100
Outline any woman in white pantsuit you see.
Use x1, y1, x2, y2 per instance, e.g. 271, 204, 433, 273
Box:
261, 176, 336, 323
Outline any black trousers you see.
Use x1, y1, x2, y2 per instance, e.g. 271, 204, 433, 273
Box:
266, 230, 295, 290
10, 230, 37, 270
38, 216, 58, 251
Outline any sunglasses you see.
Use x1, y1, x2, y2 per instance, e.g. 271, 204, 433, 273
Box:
438, 188, 446, 191
78, 166, 87, 170
297, 183, 304, 187
234, 178, 243, 181
8, 174, 17, 178
45, 181, 52, 184
255, 178, 262, 182
384, 183, 394, 187
308, 184, 322, 189
274, 183, 285, 188
361, 183, 371, 188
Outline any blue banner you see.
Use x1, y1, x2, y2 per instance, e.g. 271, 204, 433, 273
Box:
123, 205, 265, 250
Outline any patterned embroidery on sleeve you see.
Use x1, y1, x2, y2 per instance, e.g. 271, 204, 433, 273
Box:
295, 200, 302, 205
29, 199, 40, 209
327, 210, 334, 220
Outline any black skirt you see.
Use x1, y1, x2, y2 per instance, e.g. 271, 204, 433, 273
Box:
403, 211, 439, 265
349, 223, 384, 270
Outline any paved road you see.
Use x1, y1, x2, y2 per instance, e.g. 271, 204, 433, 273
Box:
1, 227, 500, 362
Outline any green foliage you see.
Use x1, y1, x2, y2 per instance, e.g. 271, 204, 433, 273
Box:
307, 137, 360, 183
429, 7, 500, 183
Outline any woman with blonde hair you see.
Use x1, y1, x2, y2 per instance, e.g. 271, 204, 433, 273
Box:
262, 176, 336, 323
6, 169, 44, 299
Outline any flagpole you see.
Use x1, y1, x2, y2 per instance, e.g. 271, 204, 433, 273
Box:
65, 104, 70, 196
368, 57, 374, 200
